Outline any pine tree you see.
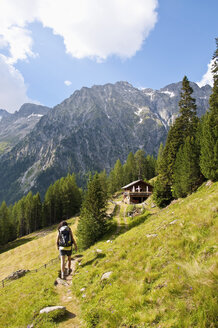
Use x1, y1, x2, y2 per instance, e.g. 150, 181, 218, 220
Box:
172, 136, 201, 198
77, 173, 108, 250
113, 159, 124, 190
200, 39, 218, 181
134, 150, 147, 180
123, 152, 137, 184
44, 184, 55, 226
17, 198, 26, 237
146, 154, 157, 180
153, 175, 172, 208
99, 169, 108, 197
178, 76, 198, 137
156, 142, 164, 175
0, 201, 10, 245
32, 193, 42, 231
24, 191, 34, 234
107, 169, 116, 195
154, 76, 199, 206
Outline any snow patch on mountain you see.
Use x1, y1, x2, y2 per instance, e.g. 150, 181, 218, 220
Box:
27, 113, 44, 119
160, 90, 175, 97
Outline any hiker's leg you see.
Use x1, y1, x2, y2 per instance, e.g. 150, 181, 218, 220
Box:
61, 255, 65, 275
68, 255, 71, 270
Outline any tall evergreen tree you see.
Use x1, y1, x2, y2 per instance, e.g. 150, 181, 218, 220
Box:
98, 169, 108, 197
156, 142, 164, 175
154, 76, 199, 206
146, 154, 157, 180
172, 136, 201, 198
17, 198, 26, 237
107, 169, 116, 195
123, 152, 137, 184
0, 201, 10, 245
113, 159, 124, 190
77, 173, 108, 250
134, 150, 147, 180
153, 175, 172, 208
24, 191, 34, 234
200, 39, 218, 181
32, 193, 42, 231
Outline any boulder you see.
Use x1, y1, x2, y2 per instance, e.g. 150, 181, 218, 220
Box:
39, 306, 66, 315
6, 269, 30, 280
206, 180, 213, 187
54, 277, 69, 286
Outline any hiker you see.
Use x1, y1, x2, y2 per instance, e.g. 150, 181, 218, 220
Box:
57, 221, 77, 279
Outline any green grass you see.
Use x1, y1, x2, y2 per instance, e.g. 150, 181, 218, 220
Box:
0, 217, 78, 280
72, 182, 218, 327
0, 217, 79, 328
0, 263, 60, 328
0, 183, 217, 328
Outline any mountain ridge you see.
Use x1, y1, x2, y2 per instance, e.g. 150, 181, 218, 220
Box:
0, 80, 211, 204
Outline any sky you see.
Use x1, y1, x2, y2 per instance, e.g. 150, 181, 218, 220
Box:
0, 0, 217, 113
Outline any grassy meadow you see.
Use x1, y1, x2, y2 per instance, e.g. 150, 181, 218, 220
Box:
72, 182, 218, 327
0, 217, 78, 280
0, 182, 217, 327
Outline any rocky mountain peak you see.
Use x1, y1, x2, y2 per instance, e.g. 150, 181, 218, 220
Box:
0, 80, 212, 204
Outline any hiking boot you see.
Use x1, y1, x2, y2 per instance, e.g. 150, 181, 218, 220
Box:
67, 268, 72, 275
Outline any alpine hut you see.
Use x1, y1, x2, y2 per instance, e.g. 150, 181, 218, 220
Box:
122, 179, 153, 204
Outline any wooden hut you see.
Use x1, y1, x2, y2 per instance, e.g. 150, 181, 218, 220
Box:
122, 179, 153, 204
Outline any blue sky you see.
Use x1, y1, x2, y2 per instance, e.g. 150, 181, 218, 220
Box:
0, 0, 217, 113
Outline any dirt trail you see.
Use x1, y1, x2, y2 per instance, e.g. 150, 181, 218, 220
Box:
56, 255, 83, 328
114, 201, 128, 233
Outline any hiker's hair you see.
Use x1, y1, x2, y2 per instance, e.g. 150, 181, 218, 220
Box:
57, 221, 68, 230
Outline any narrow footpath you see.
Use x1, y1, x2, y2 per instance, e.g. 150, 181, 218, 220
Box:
55, 255, 83, 328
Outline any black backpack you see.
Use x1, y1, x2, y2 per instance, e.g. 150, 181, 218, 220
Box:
59, 226, 72, 247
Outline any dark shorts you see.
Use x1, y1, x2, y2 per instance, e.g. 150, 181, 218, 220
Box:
59, 249, 72, 256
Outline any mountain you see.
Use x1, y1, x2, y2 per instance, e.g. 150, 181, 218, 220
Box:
0, 104, 50, 154
0, 81, 211, 204
0, 109, 11, 121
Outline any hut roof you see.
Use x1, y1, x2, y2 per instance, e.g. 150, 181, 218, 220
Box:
122, 179, 152, 189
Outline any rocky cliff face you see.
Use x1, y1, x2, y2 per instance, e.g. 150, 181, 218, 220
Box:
0, 104, 50, 154
0, 81, 211, 204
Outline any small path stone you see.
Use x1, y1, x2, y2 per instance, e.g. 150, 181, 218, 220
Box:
146, 234, 158, 238
101, 271, 113, 281
169, 219, 178, 225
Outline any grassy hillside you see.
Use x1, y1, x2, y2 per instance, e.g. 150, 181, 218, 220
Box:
0, 217, 78, 281
72, 182, 218, 327
0, 182, 217, 327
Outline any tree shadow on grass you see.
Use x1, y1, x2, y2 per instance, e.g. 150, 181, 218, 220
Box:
127, 213, 151, 230
0, 238, 34, 254
80, 253, 106, 267
102, 212, 151, 243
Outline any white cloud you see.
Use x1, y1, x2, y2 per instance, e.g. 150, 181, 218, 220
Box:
0, 55, 31, 113
0, 0, 158, 111
64, 80, 72, 86
197, 60, 214, 87
0, 0, 158, 62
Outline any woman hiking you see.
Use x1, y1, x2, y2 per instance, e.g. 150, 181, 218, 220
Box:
57, 220, 77, 279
